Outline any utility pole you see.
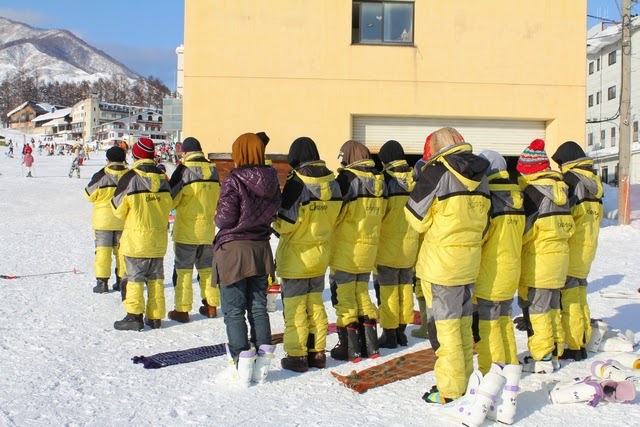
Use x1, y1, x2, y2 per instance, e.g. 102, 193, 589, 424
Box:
618, 0, 632, 225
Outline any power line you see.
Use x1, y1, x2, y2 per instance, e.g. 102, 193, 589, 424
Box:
588, 14, 618, 23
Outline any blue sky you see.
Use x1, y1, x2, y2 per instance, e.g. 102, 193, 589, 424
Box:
0, 1, 184, 89
588, 0, 640, 27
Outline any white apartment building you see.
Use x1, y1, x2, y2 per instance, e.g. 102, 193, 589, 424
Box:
586, 19, 640, 184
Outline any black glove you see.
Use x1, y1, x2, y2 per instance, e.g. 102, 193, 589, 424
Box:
513, 316, 528, 332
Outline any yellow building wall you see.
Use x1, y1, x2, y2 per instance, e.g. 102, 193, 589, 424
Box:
184, 0, 586, 168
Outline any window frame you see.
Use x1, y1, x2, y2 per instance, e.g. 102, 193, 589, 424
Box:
588, 94, 594, 107
589, 62, 594, 75
633, 121, 638, 142
608, 86, 616, 100
600, 129, 606, 146
611, 126, 616, 147
608, 50, 617, 65
352, 1, 415, 46
588, 132, 594, 146
596, 91, 601, 105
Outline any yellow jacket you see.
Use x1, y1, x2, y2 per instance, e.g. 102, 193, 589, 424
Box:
273, 161, 342, 279
518, 171, 575, 289
405, 144, 491, 286
84, 162, 129, 230
561, 159, 604, 279
170, 152, 221, 245
111, 159, 173, 258
376, 160, 419, 269
475, 171, 525, 301
330, 159, 386, 274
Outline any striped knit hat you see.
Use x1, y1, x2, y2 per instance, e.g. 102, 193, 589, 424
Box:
516, 139, 550, 174
132, 137, 155, 159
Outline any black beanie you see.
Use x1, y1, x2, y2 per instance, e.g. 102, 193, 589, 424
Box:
256, 131, 270, 146
106, 146, 126, 162
287, 137, 320, 168
181, 137, 202, 153
551, 141, 586, 167
378, 140, 405, 164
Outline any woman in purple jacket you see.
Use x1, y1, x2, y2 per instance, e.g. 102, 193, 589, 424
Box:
213, 132, 282, 386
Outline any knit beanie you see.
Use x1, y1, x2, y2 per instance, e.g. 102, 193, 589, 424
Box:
106, 146, 126, 162
132, 137, 155, 160
516, 139, 550, 174
378, 140, 405, 164
181, 136, 202, 153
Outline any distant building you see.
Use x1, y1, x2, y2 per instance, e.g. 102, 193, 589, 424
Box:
70, 96, 163, 143
92, 110, 167, 149
7, 102, 67, 134
31, 107, 73, 139
586, 19, 640, 184
176, 45, 184, 97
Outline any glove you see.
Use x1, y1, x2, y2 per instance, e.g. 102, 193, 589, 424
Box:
513, 316, 528, 332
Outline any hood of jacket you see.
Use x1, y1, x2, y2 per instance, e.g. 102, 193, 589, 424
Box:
384, 159, 414, 192
429, 143, 489, 192
488, 170, 523, 210
339, 159, 384, 197
518, 170, 568, 206
551, 141, 586, 167
230, 165, 280, 199
133, 159, 164, 193
296, 161, 335, 201
561, 159, 604, 199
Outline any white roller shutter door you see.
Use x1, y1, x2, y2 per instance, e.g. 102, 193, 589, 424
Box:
352, 116, 546, 156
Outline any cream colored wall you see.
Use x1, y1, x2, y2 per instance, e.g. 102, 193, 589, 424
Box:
184, 0, 586, 169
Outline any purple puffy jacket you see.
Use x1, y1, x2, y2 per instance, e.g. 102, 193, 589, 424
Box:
214, 165, 281, 251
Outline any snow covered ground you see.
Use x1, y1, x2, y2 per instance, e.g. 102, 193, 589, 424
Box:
1, 146, 640, 427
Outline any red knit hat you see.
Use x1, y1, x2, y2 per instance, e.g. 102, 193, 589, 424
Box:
132, 137, 155, 159
516, 139, 550, 174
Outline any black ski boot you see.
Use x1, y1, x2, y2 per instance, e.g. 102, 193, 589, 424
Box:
93, 278, 109, 294
396, 324, 408, 347
346, 323, 363, 362
114, 313, 144, 331
144, 317, 162, 329
330, 327, 349, 361
113, 269, 122, 292
378, 328, 398, 349
360, 317, 380, 359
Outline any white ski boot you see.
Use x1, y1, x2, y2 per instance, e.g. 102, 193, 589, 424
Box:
587, 321, 609, 353
487, 363, 522, 425
252, 344, 276, 384
600, 379, 637, 403
442, 369, 506, 427
591, 359, 640, 386
521, 353, 554, 374
599, 329, 635, 353
549, 376, 604, 406
215, 345, 256, 387
612, 352, 640, 370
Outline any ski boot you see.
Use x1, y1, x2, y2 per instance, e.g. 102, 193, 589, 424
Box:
521, 353, 554, 374
114, 313, 144, 331
215, 345, 256, 387
281, 355, 309, 372
359, 316, 379, 359
396, 324, 408, 346
442, 369, 506, 427
144, 317, 161, 329
549, 376, 604, 406
378, 328, 398, 349
93, 278, 109, 294
487, 363, 523, 425
252, 344, 277, 384
330, 324, 362, 362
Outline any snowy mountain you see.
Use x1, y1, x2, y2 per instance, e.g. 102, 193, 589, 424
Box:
0, 16, 141, 84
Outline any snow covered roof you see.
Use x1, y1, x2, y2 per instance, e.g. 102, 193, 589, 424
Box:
42, 119, 69, 127
32, 107, 72, 123
587, 17, 640, 55
6, 101, 65, 118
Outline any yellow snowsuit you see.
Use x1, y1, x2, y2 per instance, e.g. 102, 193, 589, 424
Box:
474, 171, 524, 373
170, 152, 221, 312
405, 143, 490, 399
85, 162, 128, 280
112, 159, 173, 319
273, 161, 342, 356
330, 159, 386, 327
518, 171, 574, 361
559, 159, 603, 351
376, 160, 418, 329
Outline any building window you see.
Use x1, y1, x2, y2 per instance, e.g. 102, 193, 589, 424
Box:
600, 130, 606, 146
634, 121, 638, 142
596, 91, 601, 104
588, 95, 594, 107
588, 133, 594, 146
597, 58, 601, 70
589, 62, 594, 74
601, 166, 609, 183
352, 1, 414, 45
611, 127, 616, 146
608, 51, 617, 65
608, 86, 616, 100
